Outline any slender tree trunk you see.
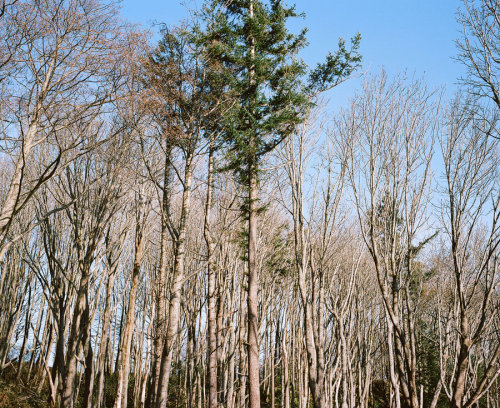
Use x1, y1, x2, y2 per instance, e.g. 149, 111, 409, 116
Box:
246, 3, 260, 405
28, 296, 46, 381
238, 289, 247, 408
114, 224, 146, 408
282, 326, 290, 408
247, 166, 260, 408
227, 322, 236, 408
82, 306, 95, 408
204, 145, 218, 408
156, 167, 193, 408
0, 118, 39, 250
61, 269, 91, 408
149, 150, 172, 408
52, 292, 68, 407
17, 283, 32, 378
96, 270, 117, 408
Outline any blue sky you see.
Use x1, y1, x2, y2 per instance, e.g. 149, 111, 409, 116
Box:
120, 0, 465, 110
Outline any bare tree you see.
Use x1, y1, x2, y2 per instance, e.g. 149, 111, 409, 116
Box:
457, 0, 500, 111
141, 25, 219, 408
0, 0, 129, 252
440, 96, 500, 408
113, 188, 151, 408
343, 72, 440, 408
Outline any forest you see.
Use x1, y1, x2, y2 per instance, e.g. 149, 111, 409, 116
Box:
0, 0, 499, 407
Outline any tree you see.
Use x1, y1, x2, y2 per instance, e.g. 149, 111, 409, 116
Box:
456, 0, 500, 112
343, 73, 440, 408
440, 96, 500, 408
142, 25, 222, 408
279, 108, 367, 408
0, 0, 130, 256
199, 1, 361, 407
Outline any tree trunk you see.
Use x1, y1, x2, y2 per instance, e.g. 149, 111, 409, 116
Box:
61, 270, 91, 408
149, 150, 172, 408
95, 270, 117, 408
205, 145, 218, 408
247, 167, 260, 408
114, 224, 146, 408
0, 118, 39, 250
450, 335, 471, 408
155, 167, 193, 408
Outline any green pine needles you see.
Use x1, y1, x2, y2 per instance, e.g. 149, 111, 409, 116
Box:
198, 0, 361, 183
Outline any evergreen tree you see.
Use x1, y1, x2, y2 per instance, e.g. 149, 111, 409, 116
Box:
198, 2, 361, 407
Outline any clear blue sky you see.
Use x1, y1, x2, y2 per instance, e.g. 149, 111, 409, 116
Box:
120, 0, 465, 110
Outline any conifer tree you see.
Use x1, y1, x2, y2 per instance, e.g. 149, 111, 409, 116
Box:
198, 2, 361, 407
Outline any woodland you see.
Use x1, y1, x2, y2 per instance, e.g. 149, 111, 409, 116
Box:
0, 0, 499, 408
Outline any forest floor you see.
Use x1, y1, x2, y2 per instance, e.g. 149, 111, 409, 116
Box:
0, 366, 50, 408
